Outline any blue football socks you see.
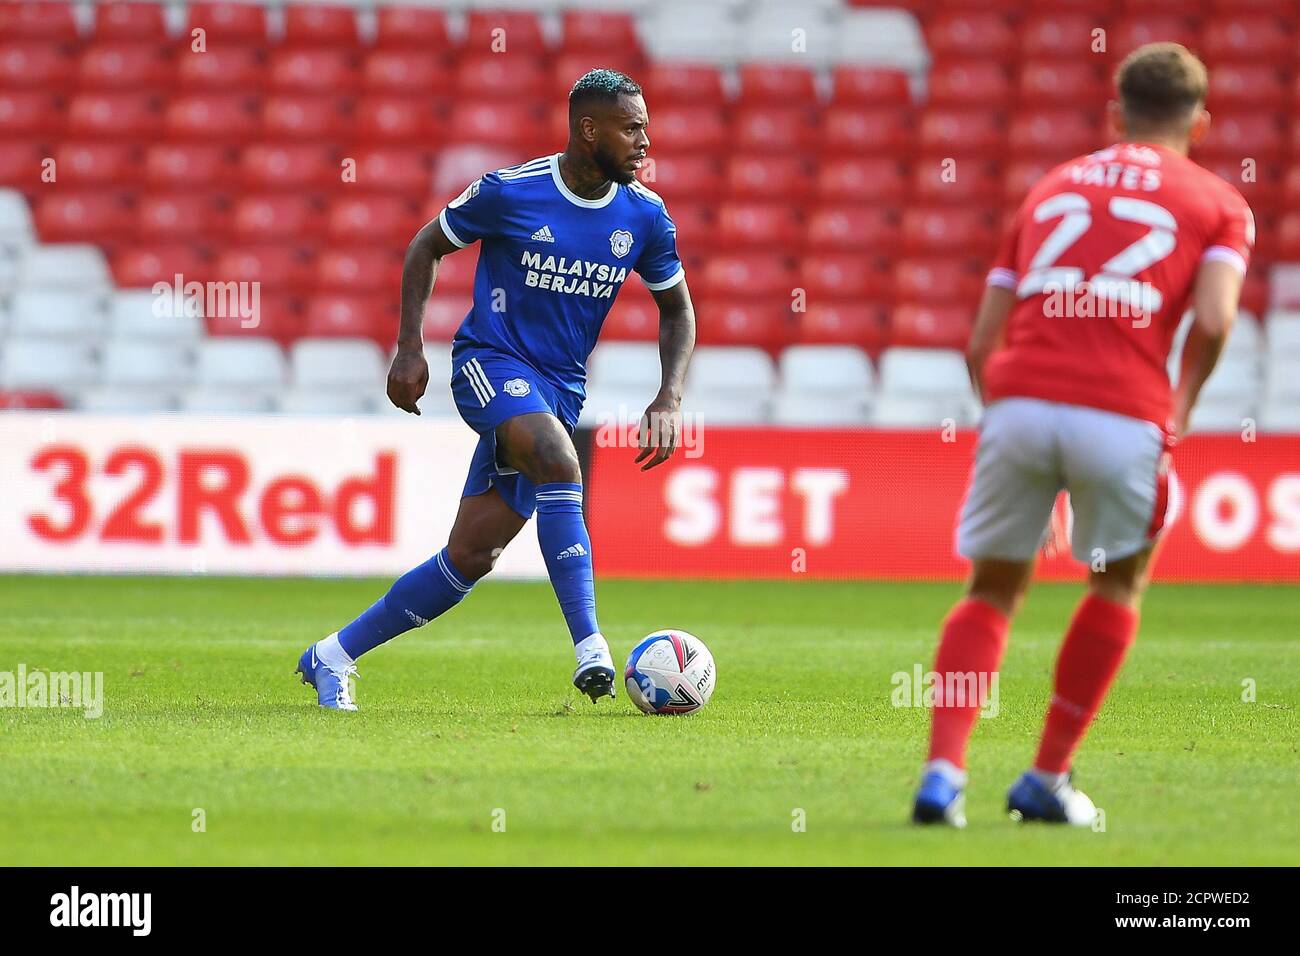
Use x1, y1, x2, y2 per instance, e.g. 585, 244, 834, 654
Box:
336, 547, 473, 659
535, 482, 600, 645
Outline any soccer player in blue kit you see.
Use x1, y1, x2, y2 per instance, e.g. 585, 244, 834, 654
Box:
296, 70, 697, 710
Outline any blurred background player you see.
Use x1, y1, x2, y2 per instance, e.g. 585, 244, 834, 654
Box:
296, 69, 696, 710
912, 43, 1254, 826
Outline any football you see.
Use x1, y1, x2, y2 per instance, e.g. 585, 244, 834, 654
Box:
624, 630, 716, 715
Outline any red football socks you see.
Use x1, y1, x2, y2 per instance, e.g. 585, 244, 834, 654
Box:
926, 597, 1010, 769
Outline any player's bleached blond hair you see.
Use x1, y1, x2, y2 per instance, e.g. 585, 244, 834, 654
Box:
1115, 42, 1209, 129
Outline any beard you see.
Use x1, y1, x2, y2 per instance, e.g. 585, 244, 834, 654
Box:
593, 141, 636, 185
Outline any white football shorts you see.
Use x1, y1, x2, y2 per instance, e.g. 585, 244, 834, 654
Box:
957, 397, 1171, 564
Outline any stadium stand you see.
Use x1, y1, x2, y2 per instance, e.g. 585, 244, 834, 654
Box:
0, 0, 1295, 430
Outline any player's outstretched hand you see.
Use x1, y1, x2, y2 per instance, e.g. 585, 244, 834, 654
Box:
635, 397, 681, 471
387, 349, 429, 415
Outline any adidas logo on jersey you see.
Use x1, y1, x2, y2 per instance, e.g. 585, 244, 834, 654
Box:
556, 543, 588, 560
530, 225, 556, 242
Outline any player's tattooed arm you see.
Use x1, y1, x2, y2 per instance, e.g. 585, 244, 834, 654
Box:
635, 280, 696, 471
1175, 259, 1242, 437
965, 284, 1015, 402
388, 219, 464, 415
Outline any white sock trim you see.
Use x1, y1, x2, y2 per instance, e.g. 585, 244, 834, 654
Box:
316, 632, 354, 671
924, 758, 968, 787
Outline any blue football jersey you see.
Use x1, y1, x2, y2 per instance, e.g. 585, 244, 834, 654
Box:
437, 153, 685, 400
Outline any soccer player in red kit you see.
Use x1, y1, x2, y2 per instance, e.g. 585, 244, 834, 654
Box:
913, 43, 1254, 826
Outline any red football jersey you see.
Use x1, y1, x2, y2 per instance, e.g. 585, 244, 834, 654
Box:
982, 141, 1254, 428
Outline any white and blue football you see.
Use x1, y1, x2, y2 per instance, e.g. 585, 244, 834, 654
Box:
624, 630, 716, 715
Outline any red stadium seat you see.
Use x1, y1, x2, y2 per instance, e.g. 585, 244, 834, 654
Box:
374, 6, 451, 50
658, 200, 712, 257
1019, 61, 1107, 106
1206, 160, 1279, 209
1020, 14, 1098, 59
94, 3, 167, 42
54, 142, 141, 187
695, 301, 793, 350
893, 258, 985, 306
560, 11, 641, 56
67, 92, 164, 140
737, 64, 818, 107
928, 60, 1013, 107
1277, 212, 1300, 261
268, 49, 358, 95
111, 244, 210, 288
212, 245, 315, 290
164, 94, 260, 142
797, 302, 889, 351
231, 195, 324, 243
0, 2, 77, 42
446, 101, 543, 150
640, 64, 725, 108
926, 12, 1018, 61
454, 54, 548, 99
643, 105, 727, 153
433, 246, 478, 294
733, 107, 818, 154
601, 292, 658, 342
724, 155, 814, 202
901, 206, 999, 255
361, 50, 451, 95
77, 43, 171, 90
637, 154, 721, 203
801, 254, 892, 301
890, 304, 973, 350
239, 143, 338, 190
207, 292, 304, 345
315, 246, 404, 293
701, 254, 797, 300
1003, 159, 1058, 204
464, 10, 547, 55
1108, 16, 1198, 61
829, 67, 911, 106
424, 293, 471, 341
1195, 112, 1284, 160
1282, 166, 1300, 206
0, 91, 64, 138
1208, 64, 1289, 110
716, 202, 801, 251
1201, 16, 1289, 62
304, 294, 393, 344
326, 196, 420, 244
822, 107, 911, 156
431, 146, 518, 196
1008, 109, 1100, 158
350, 146, 432, 195
0, 42, 76, 90
0, 140, 44, 188
144, 143, 236, 189
186, 2, 269, 45
815, 157, 908, 204
33, 190, 133, 243
354, 94, 443, 144
805, 205, 901, 254
261, 94, 350, 142
0, 390, 64, 410
137, 192, 224, 242
282, 4, 359, 47
175, 46, 267, 92
551, 53, 643, 100
919, 108, 1004, 157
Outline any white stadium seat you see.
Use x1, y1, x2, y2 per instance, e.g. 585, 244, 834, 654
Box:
1223, 311, 1262, 360
195, 339, 287, 389
0, 189, 33, 248
871, 394, 979, 428
1187, 397, 1254, 434
688, 392, 770, 425
833, 10, 928, 72
578, 386, 652, 429
276, 388, 375, 415
0, 339, 98, 391
587, 341, 662, 391
772, 391, 870, 426
16, 244, 111, 290
1266, 312, 1300, 355
178, 387, 275, 414
1198, 354, 1260, 404
877, 347, 972, 401
108, 290, 205, 341
290, 338, 386, 390
8, 290, 108, 338
1264, 353, 1300, 400
76, 387, 176, 413
1259, 399, 1300, 433
739, 6, 838, 65
638, 5, 742, 63
99, 340, 193, 388
687, 346, 776, 396
779, 345, 874, 393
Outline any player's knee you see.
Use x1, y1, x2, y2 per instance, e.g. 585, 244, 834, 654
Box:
446, 542, 500, 582
529, 436, 582, 485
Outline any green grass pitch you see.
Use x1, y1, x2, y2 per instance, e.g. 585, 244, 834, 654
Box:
0, 574, 1296, 866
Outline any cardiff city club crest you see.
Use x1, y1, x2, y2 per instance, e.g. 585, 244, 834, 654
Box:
609, 229, 634, 258
503, 378, 531, 397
